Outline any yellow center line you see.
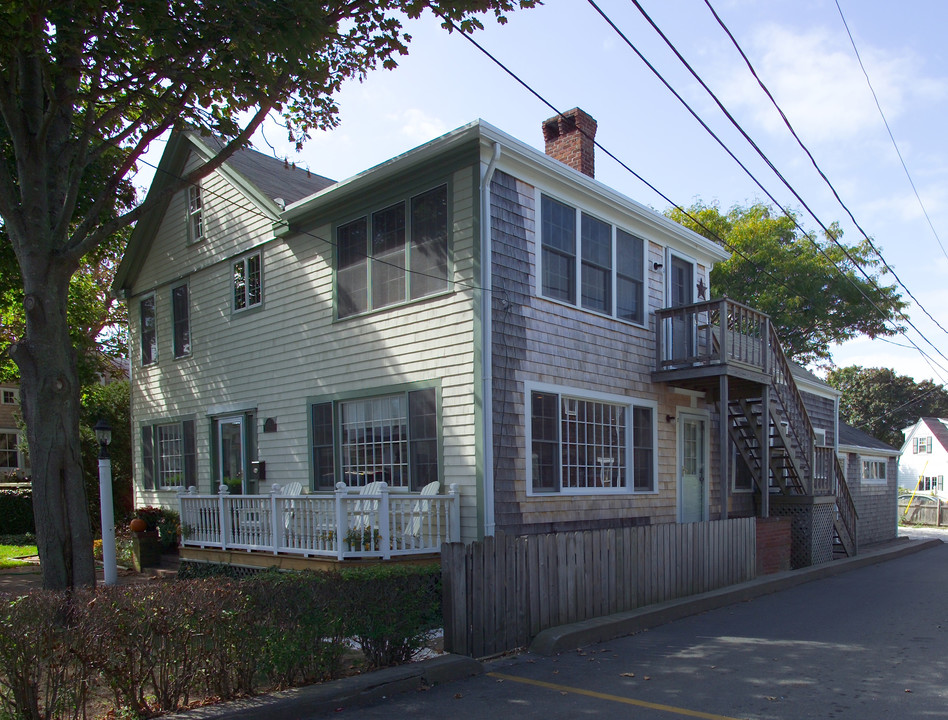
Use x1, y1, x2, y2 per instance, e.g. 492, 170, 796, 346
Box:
487, 672, 745, 720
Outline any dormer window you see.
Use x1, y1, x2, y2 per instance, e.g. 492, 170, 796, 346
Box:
187, 185, 204, 242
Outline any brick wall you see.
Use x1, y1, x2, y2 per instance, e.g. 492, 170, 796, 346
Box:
756, 516, 791, 575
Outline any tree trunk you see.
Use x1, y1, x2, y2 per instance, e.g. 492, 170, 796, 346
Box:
11, 266, 96, 590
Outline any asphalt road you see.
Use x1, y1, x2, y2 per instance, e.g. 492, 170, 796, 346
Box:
321, 539, 948, 720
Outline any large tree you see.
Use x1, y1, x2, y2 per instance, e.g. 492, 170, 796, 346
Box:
0, 0, 534, 589
666, 202, 906, 365
826, 366, 948, 448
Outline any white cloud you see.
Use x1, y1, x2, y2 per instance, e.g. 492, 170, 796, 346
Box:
719, 24, 946, 144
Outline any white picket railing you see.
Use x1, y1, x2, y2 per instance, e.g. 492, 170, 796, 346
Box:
178, 482, 461, 559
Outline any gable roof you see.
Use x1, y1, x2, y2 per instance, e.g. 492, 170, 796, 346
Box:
838, 421, 899, 455
113, 131, 335, 296
913, 417, 948, 453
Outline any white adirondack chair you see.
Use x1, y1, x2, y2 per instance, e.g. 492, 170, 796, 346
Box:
403, 481, 441, 541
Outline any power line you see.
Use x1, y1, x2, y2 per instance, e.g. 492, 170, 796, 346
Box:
586, 0, 948, 371
834, 0, 948, 265
699, 0, 948, 340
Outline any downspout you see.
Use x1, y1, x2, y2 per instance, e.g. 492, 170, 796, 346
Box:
481, 141, 501, 537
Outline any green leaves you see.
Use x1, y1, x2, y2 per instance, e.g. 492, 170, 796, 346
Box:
667, 201, 906, 365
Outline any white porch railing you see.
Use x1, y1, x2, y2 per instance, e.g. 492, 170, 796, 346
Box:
178, 482, 461, 559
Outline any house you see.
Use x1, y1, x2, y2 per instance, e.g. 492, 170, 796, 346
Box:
0, 383, 27, 480
838, 421, 899, 545
114, 109, 861, 569
898, 418, 948, 501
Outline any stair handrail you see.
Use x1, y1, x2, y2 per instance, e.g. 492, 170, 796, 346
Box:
766, 323, 815, 487
833, 453, 858, 552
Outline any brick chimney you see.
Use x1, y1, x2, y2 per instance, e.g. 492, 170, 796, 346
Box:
542, 108, 598, 178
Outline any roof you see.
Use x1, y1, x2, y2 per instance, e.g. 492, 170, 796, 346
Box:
917, 417, 948, 453
196, 134, 334, 206
113, 132, 335, 296
838, 421, 899, 454
789, 361, 840, 398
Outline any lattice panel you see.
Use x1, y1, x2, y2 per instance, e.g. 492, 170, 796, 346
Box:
771, 501, 835, 569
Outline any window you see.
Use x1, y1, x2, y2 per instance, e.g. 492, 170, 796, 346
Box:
336, 184, 448, 318
731, 445, 754, 492
918, 476, 943, 493
529, 387, 654, 494
540, 194, 645, 324
861, 458, 887, 484
171, 284, 190, 358
0, 432, 18, 470
913, 436, 932, 454
310, 388, 438, 491
140, 295, 157, 365
234, 252, 262, 311
1, 389, 17, 405
187, 185, 203, 242
141, 420, 196, 490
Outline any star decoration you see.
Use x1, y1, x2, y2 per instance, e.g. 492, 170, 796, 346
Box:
696, 277, 707, 300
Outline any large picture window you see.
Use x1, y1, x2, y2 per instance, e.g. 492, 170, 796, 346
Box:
529, 387, 654, 494
336, 184, 448, 318
140, 295, 157, 366
141, 419, 196, 490
540, 194, 645, 324
310, 388, 438, 491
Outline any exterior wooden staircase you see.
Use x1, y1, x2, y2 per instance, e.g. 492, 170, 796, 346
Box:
654, 297, 857, 559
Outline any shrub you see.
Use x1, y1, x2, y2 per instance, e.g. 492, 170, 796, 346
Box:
339, 564, 442, 668
0, 488, 35, 535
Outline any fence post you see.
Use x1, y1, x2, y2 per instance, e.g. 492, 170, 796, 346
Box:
380, 483, 391, 560
448, 483, 461, 542
334, 482, 347, 560
270, 483, 281, 555
218, 483, 230, 550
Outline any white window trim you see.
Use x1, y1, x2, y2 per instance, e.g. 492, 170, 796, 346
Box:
140, 293, 157, 366
664, 248, 700, 307
187, 184, 204, 243
233, 250, 264, 313
524, 381, 658, 497
535, 189, 648, 328
0, 430, 20, 471
1, 388, 18, 405
860, 455, 888, 485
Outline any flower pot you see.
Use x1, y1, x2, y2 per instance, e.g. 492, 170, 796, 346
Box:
131, 530, 162, 571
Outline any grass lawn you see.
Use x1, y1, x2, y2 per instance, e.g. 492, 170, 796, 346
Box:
0, 543, 38, 568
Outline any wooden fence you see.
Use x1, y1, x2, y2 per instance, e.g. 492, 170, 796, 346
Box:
899, 496, 945, 527
441, 518, 757, 658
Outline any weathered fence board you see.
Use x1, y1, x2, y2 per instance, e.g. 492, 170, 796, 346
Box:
442, 518, 757, 658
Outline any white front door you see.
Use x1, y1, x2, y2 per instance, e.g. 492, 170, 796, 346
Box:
679, 413, 707, 523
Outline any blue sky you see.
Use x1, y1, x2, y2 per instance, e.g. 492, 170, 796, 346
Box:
140, 0, 948, 382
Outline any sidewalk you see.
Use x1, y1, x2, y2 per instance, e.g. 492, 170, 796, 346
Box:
162, 535, 942, 720
0, 553, 180, 594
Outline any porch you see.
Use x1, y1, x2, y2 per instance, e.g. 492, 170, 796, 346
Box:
652, 297, 858, 560
177, 482, 461, 566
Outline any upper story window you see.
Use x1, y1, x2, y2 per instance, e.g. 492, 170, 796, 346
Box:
540, 195, 645, 324
311, 387, 439, 491
171, 283, 191, 359
336, 184, 448, 319
140, 294, 157, 366
1, 389, 17, 405
234, 252, 262, 311
861, 457, 887, 484
529, 384, 655, 494
913, 436, 932, 454
187, 185, 204, 243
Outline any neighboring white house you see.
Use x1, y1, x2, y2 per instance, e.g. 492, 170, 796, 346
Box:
898, 418, 948, 500
114, 109, 861, 564
0, 383, 27, 479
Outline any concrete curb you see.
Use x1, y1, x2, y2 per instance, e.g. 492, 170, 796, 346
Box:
164, 653, 483, 720
529, 537, 942, 656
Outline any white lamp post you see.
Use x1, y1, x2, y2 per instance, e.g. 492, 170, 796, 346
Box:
94, 418, 117, 586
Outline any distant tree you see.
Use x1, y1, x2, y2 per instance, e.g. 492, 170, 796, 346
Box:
826, 366, 948, 448
666, 202, 906, 365
0, 0, 535, 589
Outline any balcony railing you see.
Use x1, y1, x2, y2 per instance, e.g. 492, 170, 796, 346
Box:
178, 482, 460, 559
